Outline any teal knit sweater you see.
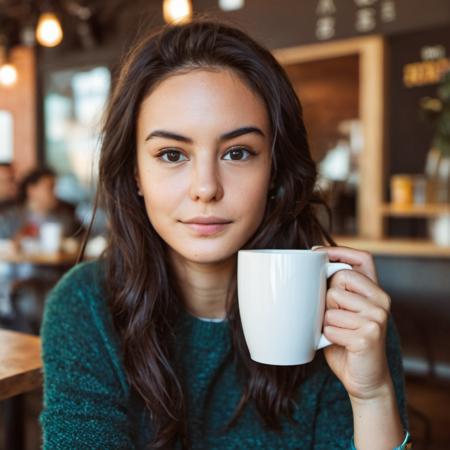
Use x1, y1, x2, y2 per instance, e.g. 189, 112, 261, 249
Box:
40, 261, 408, 449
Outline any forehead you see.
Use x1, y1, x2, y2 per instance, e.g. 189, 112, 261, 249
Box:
34, 176, 55, 187
137, 68, 270, 135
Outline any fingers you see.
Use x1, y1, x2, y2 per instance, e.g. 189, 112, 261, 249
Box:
313, 245, 378, 283
314, 246, 391, 346
324, 321, 385, 353
324, 299, 388, 328
326, 285, 367, 311
327, 270, 391, 313
324, 308, 361, 330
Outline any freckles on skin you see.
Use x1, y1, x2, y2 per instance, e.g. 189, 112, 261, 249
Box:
135, 68, 273, 265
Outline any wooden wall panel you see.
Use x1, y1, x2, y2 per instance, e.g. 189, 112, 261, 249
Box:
284, 55, 359, 162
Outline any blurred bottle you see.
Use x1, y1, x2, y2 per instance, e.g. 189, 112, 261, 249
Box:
425, 148, 450, 203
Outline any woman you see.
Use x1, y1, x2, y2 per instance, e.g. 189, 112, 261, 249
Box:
40, 19, 410, 449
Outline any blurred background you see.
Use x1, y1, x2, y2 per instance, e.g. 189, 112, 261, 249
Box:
0, 0, 449, 449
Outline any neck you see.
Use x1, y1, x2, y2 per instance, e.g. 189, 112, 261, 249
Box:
169, 251, 236, 320
27, 202, 42, 215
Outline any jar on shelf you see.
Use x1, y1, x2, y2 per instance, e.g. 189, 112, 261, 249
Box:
429, 214, 450, 247
390, 174, 413, 206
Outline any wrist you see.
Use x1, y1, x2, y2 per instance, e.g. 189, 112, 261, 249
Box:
349, 378, 394, 406
351, 430, 412, 450
350, 379, 405, 450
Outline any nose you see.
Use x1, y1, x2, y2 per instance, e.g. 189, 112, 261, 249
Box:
189, 154, 224, 202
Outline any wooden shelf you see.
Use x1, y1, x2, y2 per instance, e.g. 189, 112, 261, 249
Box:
334, 236, 450, 258
380, 203, 450, 217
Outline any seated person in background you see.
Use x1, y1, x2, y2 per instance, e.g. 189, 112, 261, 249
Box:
0, 167, 82, 243
0, 162, 18, 213
0, 168, 82, 333
0, 163, 17, 319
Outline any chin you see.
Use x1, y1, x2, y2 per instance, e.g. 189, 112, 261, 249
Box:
173, 241, 240, 265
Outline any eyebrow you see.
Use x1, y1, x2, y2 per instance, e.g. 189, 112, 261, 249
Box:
145, 126, 265, 144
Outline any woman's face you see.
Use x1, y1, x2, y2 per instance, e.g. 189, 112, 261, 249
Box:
136, 68, 272, 265
27, 175, 57, 213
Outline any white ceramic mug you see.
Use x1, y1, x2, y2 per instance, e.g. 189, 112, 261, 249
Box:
237, 249, 352, 365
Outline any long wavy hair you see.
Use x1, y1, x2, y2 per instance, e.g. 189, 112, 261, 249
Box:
97, 18, 334, 449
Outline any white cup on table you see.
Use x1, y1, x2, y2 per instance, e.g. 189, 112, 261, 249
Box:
40, 222, 63, 253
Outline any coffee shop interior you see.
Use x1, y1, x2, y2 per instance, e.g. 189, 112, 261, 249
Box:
0, 0, 450, 448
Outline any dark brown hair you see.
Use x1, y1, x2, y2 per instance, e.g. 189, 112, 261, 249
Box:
97, 18, 334, 449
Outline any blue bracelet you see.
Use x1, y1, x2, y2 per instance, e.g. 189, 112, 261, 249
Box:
350, 430, 412, 449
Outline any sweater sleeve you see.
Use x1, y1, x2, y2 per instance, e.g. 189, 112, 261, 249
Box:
39, 262, 136, 449
312, 315, 409, 449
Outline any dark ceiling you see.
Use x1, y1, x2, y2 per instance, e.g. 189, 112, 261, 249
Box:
0, 0, 129, 50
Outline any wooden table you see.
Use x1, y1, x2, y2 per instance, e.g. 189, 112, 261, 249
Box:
0, 237, 80, 266
0, 329, 42, 450
0, 248, 78, 266
0, 243, 72, 449
0, 329, 42, 400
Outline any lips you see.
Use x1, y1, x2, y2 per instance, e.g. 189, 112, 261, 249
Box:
181, 217, 232, 235
183, 216, 231, 224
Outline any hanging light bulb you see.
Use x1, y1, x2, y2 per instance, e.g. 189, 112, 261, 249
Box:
219, 0, 244, 11
0, 63, 18, 87
163, 0, 192, 24
36, 12, 63, 47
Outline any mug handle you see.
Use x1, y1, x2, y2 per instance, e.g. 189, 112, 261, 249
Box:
316, 262, 353, 350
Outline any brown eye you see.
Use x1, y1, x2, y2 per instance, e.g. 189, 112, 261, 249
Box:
159, 149, 187, 163
223, 147, 252, 161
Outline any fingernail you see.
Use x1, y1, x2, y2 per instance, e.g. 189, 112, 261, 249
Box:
311, 245, 324, 251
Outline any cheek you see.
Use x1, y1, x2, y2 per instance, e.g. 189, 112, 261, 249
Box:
233, 172, 270, 219
249, 190, 269, 225
141, 175, 184, 219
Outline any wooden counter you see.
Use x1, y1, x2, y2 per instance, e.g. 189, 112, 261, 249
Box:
380, 203, 450, 217
0, 329, 42, 400
335, 236, 450, 258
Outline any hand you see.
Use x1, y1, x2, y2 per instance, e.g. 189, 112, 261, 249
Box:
314, 246, 392, 401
